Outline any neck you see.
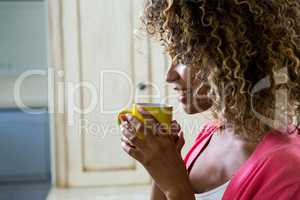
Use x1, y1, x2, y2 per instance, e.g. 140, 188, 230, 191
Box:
220, 124, 258, 157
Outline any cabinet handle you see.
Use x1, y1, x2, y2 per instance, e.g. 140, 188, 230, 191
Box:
137, 82, 147, 91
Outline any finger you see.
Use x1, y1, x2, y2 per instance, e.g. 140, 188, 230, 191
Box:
171, 132, 179, 143
121, 118, 129, 125
178, 130, 184, 139
170, 121, 181, 142
120, 124, 142, 146
125, 114, 144, 133
121, 141, 141, 160
120, 121, 130, 131
171, 120, 181, 134
119, 114, 128, 123
120, 122, 136, 138
121, 128, 144, 148
121, 136, 135, 148
124, 113, 156, 139
156, 133, 176, 147
177, 131, 185, 150
120, 126, 133, 140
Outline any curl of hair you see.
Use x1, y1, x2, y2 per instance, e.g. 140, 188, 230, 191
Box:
142, 0, 300, 141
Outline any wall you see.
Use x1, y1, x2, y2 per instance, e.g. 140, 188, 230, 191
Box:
0, 109, 50, 182
0, 0, 50, 183
0, 1, 48, 108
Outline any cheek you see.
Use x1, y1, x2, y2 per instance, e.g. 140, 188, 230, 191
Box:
191, 81, 210, 99
190, 69, 211, 95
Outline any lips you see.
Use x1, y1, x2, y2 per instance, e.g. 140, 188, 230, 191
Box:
179, 94, 187, 104
173, 87, 188, 104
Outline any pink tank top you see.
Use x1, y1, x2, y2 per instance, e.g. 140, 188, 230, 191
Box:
184, 122, 300, 199
184, 121, 222, 173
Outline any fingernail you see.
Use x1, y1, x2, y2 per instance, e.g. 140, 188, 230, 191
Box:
125, 113, 132, 120
179, 131, 183, 137
119, 114, 127, 121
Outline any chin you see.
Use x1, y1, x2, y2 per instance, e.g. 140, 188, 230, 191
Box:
182, 102, 212, 114
182, 104, 203, 114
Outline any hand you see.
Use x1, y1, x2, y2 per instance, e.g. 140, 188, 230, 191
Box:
170, 120, 185, 156
119, 108, 191, 196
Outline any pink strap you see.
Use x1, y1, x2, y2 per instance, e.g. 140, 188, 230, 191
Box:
184, 122, 221, 173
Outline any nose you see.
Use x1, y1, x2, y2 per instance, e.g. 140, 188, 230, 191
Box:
165, 63, 180, 83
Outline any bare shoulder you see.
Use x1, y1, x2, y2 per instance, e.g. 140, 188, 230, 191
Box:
188, 131, 241, 193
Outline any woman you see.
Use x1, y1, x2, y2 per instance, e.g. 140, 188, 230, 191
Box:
119, 0, 300, 199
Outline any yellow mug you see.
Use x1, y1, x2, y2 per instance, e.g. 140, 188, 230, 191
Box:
117, 103, 173, 139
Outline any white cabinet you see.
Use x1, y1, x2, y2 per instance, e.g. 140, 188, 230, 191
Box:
48, 0, 165, 187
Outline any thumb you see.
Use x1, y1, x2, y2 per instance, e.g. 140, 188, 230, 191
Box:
177, 131, 185, 150
171, 120, 181, 134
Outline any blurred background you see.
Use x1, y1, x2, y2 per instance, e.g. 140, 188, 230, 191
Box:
0, 0, 50, 200
0, 0, 211, 199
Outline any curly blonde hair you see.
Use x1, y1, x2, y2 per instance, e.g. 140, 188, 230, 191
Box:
142, 0, 300, 141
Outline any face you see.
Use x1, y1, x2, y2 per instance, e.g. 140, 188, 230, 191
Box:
165, 63, 212, 114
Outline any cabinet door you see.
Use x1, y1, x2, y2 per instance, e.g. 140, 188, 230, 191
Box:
49, 0, 152, 187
